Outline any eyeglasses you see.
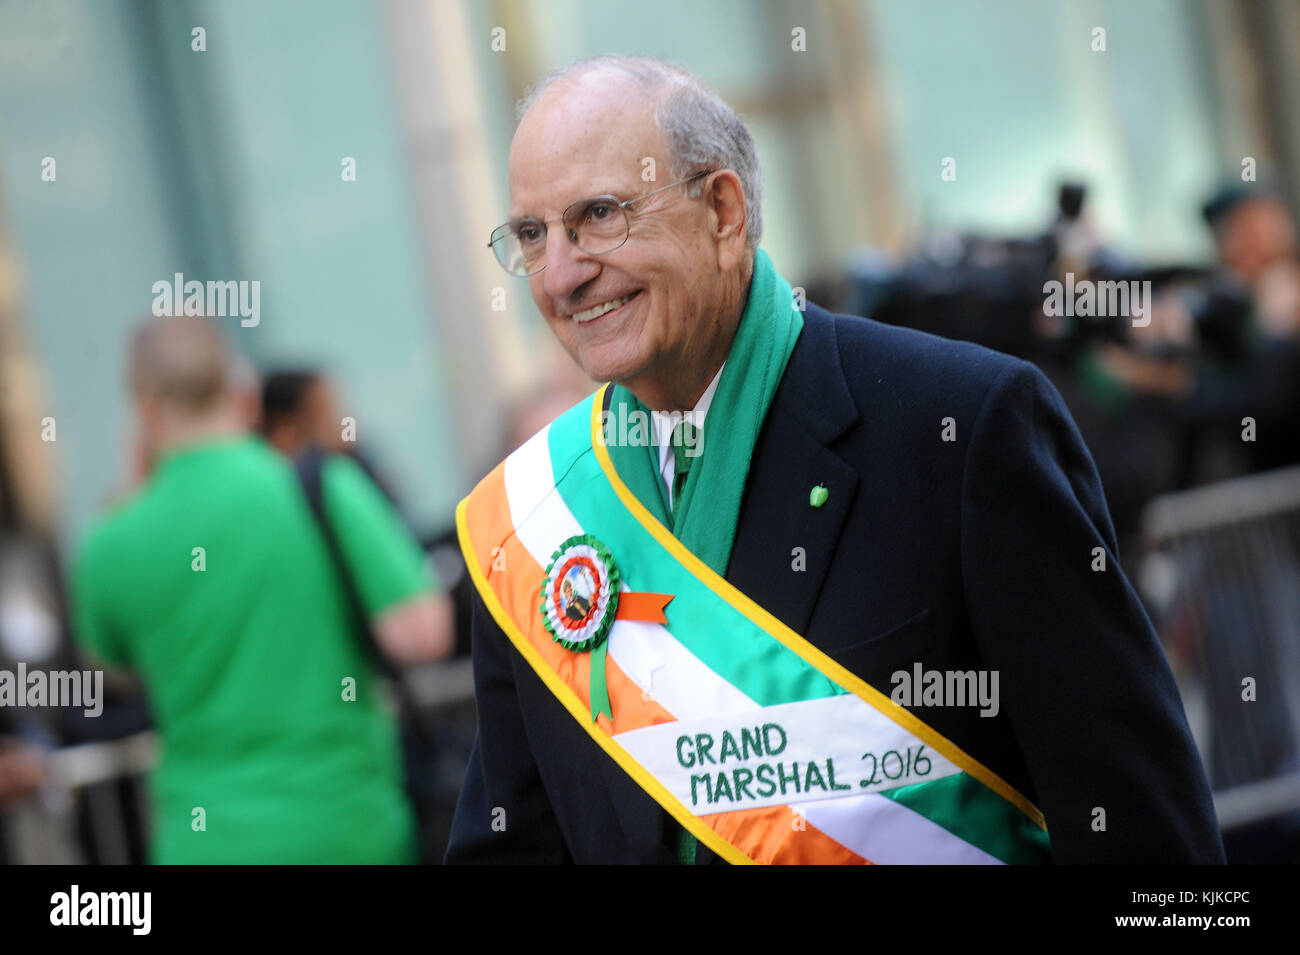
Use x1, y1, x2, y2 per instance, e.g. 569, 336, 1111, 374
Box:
488, 170, 713, 277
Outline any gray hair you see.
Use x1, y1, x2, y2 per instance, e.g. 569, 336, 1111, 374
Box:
517, 55, 763, 249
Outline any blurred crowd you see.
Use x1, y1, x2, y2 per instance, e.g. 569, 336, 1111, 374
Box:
1, 322, 466, 863
810, 183, 1300, 554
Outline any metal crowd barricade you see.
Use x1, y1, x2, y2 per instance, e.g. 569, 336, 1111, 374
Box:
1140, 464, 1300, 837
2, 659, 479, 864
0, 732, 155, 864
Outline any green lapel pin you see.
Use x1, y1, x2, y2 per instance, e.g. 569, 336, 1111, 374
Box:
809, 484, 829, 508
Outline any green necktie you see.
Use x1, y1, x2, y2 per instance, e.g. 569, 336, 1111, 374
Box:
670, 419, 700, 864
670, 421, 699, 519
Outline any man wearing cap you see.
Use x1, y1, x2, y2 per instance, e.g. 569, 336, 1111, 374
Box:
447, 55, 1223, 864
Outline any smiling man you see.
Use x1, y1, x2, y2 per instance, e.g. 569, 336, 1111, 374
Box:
447, 55, 1223, 864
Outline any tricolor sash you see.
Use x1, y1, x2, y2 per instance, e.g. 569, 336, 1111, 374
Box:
457, 386, 1052, 865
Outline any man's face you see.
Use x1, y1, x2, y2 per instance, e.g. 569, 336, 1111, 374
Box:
1220, 198, 1298, 281
508, 75, 725, 392
304, 380, 343, 451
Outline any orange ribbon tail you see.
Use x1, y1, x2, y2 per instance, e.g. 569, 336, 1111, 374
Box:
615, 592, 673, 624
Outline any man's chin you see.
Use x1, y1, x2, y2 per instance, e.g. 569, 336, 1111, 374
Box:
575, 350, 650, 387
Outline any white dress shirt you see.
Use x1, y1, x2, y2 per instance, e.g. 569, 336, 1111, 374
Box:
651, 362, 724, 510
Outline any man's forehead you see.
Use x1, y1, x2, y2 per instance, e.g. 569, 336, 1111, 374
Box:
508, 77, 664, 216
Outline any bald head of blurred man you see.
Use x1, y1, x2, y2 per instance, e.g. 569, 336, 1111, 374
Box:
128, 317, 248, 463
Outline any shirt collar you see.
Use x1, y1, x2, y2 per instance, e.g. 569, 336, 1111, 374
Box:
651, 361, 725, 466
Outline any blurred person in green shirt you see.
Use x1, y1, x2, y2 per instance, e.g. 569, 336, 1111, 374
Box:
72, 317, 454, 863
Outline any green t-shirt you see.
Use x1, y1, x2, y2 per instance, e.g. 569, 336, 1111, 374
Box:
72, 436, 433, 864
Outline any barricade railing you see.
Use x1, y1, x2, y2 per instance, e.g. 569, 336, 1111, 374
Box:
1140, 464, 1300, 836
2, 660, 478, 864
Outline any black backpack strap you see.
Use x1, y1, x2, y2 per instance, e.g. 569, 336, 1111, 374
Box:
293, 446, 448, 861
293, 446, 393, 678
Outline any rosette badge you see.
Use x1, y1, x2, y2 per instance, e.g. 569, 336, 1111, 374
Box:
540, 535, 672, 722
542, 535, 619, 651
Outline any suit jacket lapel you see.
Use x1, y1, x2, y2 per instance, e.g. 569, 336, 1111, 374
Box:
726, 306, 860, 635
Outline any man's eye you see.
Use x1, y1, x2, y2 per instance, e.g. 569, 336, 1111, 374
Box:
515, 223, 544, 245
586, 200, 618, 222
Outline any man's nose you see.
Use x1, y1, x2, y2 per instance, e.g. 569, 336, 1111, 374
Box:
541, 226, 601, 301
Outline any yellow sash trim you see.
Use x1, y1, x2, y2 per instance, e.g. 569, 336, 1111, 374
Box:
588, 384, 1047, 831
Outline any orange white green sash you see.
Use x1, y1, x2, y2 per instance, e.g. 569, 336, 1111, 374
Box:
457, 386, 1052, 865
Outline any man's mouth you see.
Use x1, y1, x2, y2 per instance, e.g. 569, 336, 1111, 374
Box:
572, 291, 640, 324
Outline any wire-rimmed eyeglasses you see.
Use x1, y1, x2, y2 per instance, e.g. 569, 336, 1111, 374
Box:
487, 170, 713, 277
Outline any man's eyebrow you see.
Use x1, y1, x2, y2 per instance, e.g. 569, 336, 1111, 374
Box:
509, 184, 633, 222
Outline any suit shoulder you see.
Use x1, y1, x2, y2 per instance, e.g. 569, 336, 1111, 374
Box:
793, 304, 1046, 428
816, 305, 1028, 396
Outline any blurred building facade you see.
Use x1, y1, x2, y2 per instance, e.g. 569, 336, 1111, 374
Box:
1, 0, 1298, 553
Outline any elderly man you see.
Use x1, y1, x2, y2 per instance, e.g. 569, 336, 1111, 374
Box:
448, 55, 1223, 864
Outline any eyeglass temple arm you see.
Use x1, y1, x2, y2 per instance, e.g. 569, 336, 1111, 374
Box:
621, 170, 713, 210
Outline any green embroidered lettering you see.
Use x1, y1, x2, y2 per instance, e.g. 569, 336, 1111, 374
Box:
719, 731, 742, 763
713, 770, 735, 804
741, 726, 763, 760
804, 760, 828, 793
777, 761, 801, 796
881, 750, 905, 780
677, 735, 696, 769
696, 733, 716, 765
826, 758, 851, 791
762, 723, 788, 756
690, 773, 712, 807
755, 762, 777, 798
859, 752, 882, 788
732, 767, 755, 802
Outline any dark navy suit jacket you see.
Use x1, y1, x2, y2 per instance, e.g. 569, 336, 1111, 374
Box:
446, 303, 1225, 864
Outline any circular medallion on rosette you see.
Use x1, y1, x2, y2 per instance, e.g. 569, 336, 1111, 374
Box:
540, 534, 620, 652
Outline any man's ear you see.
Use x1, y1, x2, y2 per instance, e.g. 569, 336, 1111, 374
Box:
135, 393, 160, 439
707, 170, 749, 271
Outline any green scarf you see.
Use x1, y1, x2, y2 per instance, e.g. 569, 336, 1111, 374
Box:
604, 248, 803, 574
